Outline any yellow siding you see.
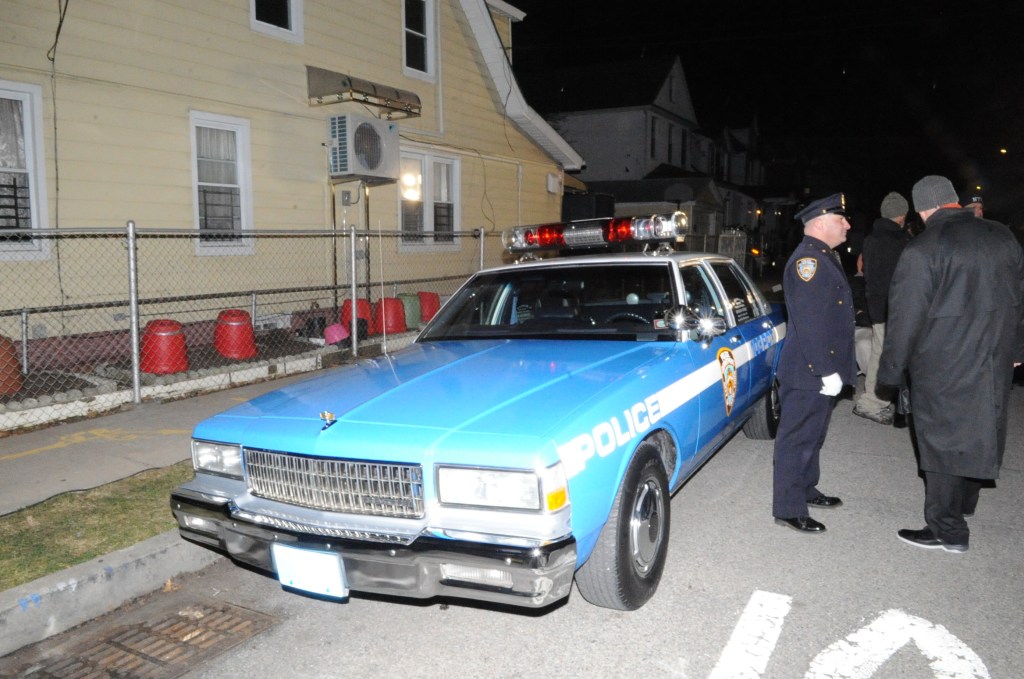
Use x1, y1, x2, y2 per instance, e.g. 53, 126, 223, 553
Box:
1, 0, 565, 328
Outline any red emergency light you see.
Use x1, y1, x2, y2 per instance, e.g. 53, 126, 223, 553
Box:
501, 212, 688, 254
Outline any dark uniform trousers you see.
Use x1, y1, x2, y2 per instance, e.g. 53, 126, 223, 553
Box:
772, 383, 834, 519
924, 471, 982, 546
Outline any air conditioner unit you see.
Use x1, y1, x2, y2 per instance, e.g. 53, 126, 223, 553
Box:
327, 113, 400, 184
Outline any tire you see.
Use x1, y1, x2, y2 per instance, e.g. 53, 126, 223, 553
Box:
743, 378, 780, 440
575, 443, 670, 610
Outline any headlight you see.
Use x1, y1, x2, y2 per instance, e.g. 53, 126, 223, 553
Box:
437, 463, 569, 512
192, 439, 243, 478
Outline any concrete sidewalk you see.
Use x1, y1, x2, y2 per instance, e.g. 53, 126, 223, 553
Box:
1, 371, 314, 516
0, 371, 316, 657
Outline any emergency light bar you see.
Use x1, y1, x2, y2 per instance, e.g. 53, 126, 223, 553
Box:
501, 212, 688, 253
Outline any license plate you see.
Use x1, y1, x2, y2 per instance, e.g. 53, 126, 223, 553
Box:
271, 543, 348, 599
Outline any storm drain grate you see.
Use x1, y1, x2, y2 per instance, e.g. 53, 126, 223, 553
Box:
1, 600, 277, 679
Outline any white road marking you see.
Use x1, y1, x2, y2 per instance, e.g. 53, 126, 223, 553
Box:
708, 590, 792, 679
804, 609, 991, 679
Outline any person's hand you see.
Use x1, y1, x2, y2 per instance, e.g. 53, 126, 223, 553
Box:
819, 372, 842, 396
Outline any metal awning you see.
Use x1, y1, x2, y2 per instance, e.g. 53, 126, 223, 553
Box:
306, 65, 421, 119
564, 174, 587, 193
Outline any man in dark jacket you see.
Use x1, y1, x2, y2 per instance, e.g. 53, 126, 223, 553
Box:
772, 193, 857, 533
849, 253, 873, 375
879, 175, 1024, 553
854, 192, 910, 425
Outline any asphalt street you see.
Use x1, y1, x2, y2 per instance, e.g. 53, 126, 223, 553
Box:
3, 379, 1021, 678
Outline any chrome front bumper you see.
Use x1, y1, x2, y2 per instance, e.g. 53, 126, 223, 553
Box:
170, 486, 577, 609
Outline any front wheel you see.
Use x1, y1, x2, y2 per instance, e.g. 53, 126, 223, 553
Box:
575, 442, 670, 610
743, 378, 780, 440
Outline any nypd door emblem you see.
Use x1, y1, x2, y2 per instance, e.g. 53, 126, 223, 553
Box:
717, 348, 738, 416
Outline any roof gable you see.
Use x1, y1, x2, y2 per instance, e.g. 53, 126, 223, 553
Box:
517, 55, 697, 124
460, 0, 583, 170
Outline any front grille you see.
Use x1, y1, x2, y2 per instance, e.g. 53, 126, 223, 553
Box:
245, 448, 424, 518
236, 511, 415, 544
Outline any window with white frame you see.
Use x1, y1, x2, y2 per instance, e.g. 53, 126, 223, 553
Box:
1, 80, 49, 260
190, 111, 253, 255
403, 0, 436, 79
400, 152, 458, 248
250, 0, 303, 44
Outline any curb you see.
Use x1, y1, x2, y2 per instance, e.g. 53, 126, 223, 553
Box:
0, 530, 222, 658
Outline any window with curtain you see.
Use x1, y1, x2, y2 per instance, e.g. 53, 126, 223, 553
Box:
191, 112, 252, 255
0, 97, 30, 236
400, 152, 458, 249
404, 0, 435, 78
1, 81, 48, 258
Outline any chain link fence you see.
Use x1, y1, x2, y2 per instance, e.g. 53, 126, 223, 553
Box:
0, 224, 503, 433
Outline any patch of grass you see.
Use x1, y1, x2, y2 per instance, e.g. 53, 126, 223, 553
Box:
0, 461, 194, 591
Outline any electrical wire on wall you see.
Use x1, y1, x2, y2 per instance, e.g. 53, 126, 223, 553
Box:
473, 149, 496, 235
47, 0, 70, 329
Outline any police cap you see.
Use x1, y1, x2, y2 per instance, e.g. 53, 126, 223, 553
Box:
795, 193, 846, 225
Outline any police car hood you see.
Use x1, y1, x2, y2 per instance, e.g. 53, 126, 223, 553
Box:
193, 340, 674, 459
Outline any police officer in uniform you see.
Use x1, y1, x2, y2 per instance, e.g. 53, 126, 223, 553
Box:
773, 193, 858, 532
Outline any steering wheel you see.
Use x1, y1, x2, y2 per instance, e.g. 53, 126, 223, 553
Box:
606, 312, 650, 325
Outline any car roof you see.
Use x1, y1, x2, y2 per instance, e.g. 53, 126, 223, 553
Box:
483, 251, 731, 275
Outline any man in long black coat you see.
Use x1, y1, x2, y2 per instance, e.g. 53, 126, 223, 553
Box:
879, 175, 1024, 552
772, 193, 857, 533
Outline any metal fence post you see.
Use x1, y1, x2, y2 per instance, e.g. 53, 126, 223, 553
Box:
349, 224, 359, 357
477, 228, 485, 271
127, 220, 142, 404
20, 309, 29, 374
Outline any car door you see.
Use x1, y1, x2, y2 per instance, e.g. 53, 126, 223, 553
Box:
708, 260, 778, 409
678, 263, 743, 460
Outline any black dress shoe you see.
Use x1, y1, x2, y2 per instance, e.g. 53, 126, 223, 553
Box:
892, 413, 908, 429
775, 516, 826, 533
897, 527, 968, 553
807, 494, 843, 509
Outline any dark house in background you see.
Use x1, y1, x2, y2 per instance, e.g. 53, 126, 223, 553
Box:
515, 55, 797, 261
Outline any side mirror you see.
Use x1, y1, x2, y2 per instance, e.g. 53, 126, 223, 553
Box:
667, 306, 726, 341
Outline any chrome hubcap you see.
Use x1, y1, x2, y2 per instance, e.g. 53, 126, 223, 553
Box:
629, 478, 665, 575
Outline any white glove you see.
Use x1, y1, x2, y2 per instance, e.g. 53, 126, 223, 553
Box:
819, 372, 843, 397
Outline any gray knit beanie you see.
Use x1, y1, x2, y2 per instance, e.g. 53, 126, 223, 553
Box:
879, 192, 908, 219
912, 175, 959, 212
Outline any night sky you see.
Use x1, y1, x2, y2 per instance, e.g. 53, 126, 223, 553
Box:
509, 1, 1024, 224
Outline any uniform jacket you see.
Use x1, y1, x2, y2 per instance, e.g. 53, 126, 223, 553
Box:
878, 208, 1024, 478
778, 235, 858, 391
862, 217, 909, 324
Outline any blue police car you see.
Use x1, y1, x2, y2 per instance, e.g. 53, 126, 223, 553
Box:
171, 216, 785, 611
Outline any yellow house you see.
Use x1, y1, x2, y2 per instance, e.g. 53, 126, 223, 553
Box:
0, 0, 582, 310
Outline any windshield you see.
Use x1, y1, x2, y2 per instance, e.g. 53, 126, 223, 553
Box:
419, 262, 680, 341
